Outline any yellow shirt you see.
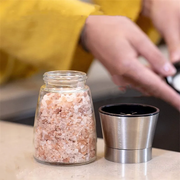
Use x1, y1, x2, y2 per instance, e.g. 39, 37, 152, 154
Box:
0, 0, 160, 84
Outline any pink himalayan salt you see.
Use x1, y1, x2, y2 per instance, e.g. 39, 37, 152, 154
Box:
34, 91, 96, 164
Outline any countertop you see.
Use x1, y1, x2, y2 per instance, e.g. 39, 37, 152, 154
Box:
0, 121, 180, 180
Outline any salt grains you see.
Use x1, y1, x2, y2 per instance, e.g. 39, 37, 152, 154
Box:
34, 91, 96, 164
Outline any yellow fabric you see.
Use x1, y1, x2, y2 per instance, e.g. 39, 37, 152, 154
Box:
93, 0, 141, 21
137, 15, 161, 44
0, 0, 160, 84
0, 0, 101, 84
0, 51, 37, 84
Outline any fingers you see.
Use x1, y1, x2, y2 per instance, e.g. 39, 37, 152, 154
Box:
112, 74, 151, 96
162, 18, 180, 63
129, 24, 177, 76
141, 0, 180, 63
85, 16, 180, 110
112, 75, 130, 87
121, 59, 180, 110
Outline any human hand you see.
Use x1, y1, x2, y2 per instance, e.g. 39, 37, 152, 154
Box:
82, 16, 180, 110
142, 0, 180, 63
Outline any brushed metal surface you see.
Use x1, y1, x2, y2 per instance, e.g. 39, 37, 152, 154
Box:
99, 113, 159, 149
105, 146, 152, 163
99, 104, 159, 163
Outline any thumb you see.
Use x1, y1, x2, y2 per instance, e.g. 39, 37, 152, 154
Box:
162, 21, 180, 63
170, 47, 180, 64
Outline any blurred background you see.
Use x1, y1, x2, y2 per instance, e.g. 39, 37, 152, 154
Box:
0, 44, 179, 152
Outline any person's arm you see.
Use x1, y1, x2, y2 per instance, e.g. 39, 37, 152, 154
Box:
0, 0, 101, 71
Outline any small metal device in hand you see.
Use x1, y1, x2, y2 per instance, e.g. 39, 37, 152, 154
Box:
166, 62, 180, 94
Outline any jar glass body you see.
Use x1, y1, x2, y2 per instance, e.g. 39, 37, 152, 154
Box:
33, 71, 97, 165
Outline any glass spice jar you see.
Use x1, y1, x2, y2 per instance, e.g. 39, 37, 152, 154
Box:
33, 70, 97, 165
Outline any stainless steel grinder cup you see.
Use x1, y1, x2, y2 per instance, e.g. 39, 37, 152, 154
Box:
99, 103, 159, 163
